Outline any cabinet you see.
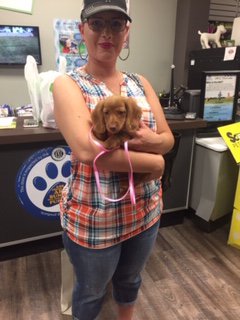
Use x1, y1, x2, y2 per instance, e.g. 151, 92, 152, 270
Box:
163, 129, 195, 212
0, 119, 66, 248
188, 47, 240, 90
0, 141, 65, 247
160, 119, 206, 227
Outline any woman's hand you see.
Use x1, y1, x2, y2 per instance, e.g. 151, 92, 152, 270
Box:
128, 122, 162, 153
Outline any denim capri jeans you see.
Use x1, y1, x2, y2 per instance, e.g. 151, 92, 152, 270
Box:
62, 220, 160, 320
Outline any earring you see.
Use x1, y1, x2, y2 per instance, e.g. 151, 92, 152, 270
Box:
79, 40, 88, 60
119, 46, 130, 61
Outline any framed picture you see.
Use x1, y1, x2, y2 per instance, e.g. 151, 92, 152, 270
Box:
199, 70, 240, 127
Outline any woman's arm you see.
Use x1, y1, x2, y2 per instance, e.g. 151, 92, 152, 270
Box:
53, 74, 95, 163
127, 75, 175, 155
53, 75, 164, 177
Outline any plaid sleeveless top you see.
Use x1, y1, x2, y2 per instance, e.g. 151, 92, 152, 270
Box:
60, 67, 161, 248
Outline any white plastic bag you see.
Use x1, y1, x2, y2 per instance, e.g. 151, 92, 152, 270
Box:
38, 70, 60, 128
24, 55, 66, 128
24, 55, 41, 121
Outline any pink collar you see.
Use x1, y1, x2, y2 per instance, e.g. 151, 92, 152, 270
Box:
89, 128, 136, 205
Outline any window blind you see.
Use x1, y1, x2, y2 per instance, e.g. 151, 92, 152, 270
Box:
209, 0, 240, 22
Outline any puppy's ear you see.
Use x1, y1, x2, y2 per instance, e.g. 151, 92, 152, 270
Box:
124, 97, 142, 132
91, 100, 106, 135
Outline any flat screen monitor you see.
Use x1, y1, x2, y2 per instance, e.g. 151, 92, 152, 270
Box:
0, 25, 42, 66
199, 70, 240, 129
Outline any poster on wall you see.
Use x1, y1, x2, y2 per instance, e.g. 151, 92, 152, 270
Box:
15, 146, 71, 220
54, 19, 87, 72
0, 0, 33, 14
203, 74, 237, 121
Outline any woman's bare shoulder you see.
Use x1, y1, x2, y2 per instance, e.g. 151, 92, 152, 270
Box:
53, 73, 80, 95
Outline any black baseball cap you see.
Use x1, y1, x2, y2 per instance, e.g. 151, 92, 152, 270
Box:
81, 0, 132, 22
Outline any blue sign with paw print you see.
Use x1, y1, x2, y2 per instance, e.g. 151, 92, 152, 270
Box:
15, 146, 71, 220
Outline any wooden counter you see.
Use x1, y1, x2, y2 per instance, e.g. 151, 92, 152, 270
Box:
0, 116, 207, 246
0, 117, 206, 145
0, 117, 62, 145
168, 118, 206, 131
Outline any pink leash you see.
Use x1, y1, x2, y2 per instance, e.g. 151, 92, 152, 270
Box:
89, 129, 136, 205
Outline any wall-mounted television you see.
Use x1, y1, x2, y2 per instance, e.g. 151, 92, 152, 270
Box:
0, 25, 42, 66
199, 70, 240, 129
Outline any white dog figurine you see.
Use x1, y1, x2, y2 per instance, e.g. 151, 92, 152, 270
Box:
198, 25, 226, 49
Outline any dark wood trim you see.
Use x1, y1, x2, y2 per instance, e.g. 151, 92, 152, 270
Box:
160, 210, 186, 228
0, 235, 63, 261
185, 208, 232, 233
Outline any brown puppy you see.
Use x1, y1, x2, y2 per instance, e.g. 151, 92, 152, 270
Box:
91, 95, 142, 149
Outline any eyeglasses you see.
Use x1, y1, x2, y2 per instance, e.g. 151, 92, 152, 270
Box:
87, 17, 127, 33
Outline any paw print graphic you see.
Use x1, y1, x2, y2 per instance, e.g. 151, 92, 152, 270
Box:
33, 161, 70, 208
16, 146, 71, 219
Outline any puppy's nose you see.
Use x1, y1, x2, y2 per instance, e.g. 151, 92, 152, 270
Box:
109, 126, 117, 132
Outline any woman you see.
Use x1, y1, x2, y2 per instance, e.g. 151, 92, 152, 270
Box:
53, 1, 174, 319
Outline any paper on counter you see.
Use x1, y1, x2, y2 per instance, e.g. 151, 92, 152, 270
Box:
0, 117, 17, 129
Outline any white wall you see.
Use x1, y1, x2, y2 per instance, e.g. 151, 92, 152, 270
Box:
0, 0, 177, 107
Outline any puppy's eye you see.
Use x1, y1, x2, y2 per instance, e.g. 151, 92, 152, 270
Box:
103, 110, 109, 116
118, 110, 126, 116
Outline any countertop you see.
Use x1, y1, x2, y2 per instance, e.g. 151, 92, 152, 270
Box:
0, 117, 206, 145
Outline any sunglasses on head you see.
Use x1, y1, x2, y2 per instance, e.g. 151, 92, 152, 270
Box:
87, 17, 127, 33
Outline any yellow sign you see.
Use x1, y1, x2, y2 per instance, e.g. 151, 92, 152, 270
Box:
218, 122, 240, 164
235, 170, 240, 210
228, 208, 240, 249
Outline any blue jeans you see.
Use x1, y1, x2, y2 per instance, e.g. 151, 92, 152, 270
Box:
62, 220, 160, 320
